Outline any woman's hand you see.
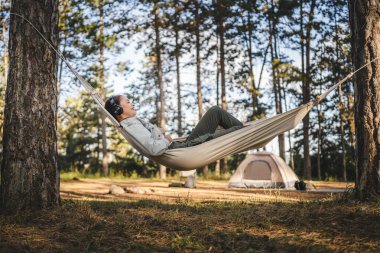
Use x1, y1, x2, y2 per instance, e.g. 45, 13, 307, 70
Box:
159, 128, 166, 134
164, 134, 173, 143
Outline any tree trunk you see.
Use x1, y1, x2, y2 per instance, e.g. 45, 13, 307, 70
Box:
218, 12, 229, 175
195, 0, 202, 121
332, 0, 347, 182
246, 10, 258, 118
272, 2, 285, 161
317, 105, 322, 180
1, 0, 59, 210
349, 0, 380, 198
218, 9, 226, 113
268, 4, 285, 161
214, 34, 220, 177
302, 0, 316, 180
337, 85, 347, 181
300, 0, 310, 179
215, 160, 220, 177
283, 84, 294, 169
194, 1, 208, 177
98, 0, 108, 177
154, 1, 166, 179
175, 26, 182, 137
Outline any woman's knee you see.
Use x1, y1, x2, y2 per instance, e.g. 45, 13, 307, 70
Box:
209, 105, 222, 112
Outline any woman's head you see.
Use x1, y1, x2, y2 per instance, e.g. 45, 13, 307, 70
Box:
105, 95, 136, 121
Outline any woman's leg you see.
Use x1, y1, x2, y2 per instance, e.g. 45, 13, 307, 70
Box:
186, 106, 243, 142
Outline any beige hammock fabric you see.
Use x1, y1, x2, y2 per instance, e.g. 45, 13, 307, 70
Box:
121, 101, 315, 170
11, 12, 376, 171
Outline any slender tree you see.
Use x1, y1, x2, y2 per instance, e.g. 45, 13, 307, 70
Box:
153, 0, 166, 179
300, 0, 316, 180
267, 0, 285, 160
1, 0, 60, 210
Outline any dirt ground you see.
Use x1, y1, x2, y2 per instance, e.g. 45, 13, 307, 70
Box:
60, 178, 354, 203
2, 178, 379, 253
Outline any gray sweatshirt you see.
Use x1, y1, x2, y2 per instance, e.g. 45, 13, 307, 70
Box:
119, 116, 170, 156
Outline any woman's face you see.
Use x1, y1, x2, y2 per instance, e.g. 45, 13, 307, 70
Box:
119, 96, 136, 118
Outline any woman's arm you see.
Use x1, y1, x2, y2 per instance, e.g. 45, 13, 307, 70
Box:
121, 120, 169, 156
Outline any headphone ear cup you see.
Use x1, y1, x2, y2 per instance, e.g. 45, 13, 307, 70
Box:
110, 96, 123, 116
115, 106, 123, 116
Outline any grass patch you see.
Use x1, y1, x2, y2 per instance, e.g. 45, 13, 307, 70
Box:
1, 197, 379, 252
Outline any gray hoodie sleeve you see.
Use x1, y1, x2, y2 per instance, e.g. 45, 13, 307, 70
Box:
121, 118, 169, 156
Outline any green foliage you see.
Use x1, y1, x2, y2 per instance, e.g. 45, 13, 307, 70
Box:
58, 93, 102, 173
0, 0, 357, 180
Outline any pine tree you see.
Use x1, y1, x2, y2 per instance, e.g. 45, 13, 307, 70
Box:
1, 0, 60, 210
349, 0, 380, 198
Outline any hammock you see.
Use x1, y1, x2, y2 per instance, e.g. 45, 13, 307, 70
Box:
10, 13, 379, 170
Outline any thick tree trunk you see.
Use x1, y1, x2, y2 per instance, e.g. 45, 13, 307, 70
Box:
1, 0, 59, 210
98, 0, 108, 177
349, 0, 380, 198
154, 2, 166, 179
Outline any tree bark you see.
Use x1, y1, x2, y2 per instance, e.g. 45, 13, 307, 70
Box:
1, 0, 60, 210
154, 1, 166, 179
349, 0, 380, 198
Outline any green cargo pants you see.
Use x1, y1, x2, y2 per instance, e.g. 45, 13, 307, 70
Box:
169, 106, 244, 149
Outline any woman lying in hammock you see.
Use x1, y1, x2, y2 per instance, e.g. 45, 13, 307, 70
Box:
105, 95, 244, 156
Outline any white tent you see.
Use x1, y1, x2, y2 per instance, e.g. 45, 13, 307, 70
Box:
228, 152, 299, 188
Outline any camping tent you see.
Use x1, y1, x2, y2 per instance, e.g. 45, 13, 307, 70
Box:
228, 152, 298, 188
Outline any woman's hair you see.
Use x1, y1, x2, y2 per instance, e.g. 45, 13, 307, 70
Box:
105, 95, 123, 119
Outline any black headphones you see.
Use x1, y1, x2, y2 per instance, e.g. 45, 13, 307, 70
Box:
109, 96, 123, 116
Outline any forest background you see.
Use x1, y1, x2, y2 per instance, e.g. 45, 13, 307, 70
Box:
0, 0, 354, 181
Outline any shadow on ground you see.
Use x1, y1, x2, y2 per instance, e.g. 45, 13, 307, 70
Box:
1, 197, 379, 253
